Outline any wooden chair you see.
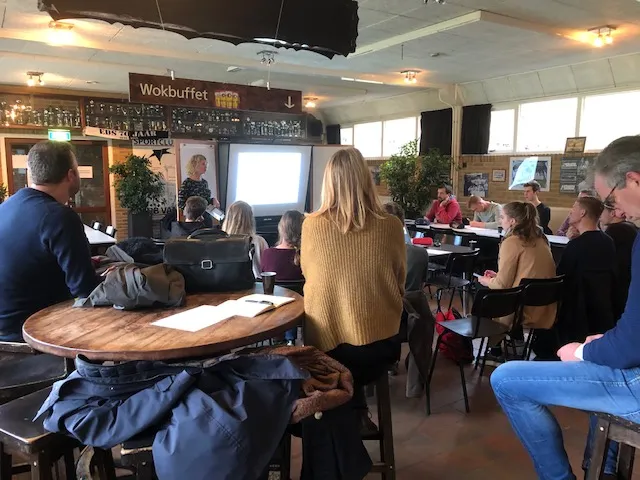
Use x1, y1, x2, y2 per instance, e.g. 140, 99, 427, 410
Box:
0, 387, 116, 480
363, 373, 396, 480
587, 412, 640, 480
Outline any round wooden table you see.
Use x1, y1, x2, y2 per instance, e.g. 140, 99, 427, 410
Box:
23, 285, 304, 362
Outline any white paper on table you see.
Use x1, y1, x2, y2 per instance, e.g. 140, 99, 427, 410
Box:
239, 294, 295, 308
151, 303, 237, 332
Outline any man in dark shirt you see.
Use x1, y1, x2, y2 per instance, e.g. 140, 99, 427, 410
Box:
601, 202, 638, 319
170, 195, 210, 237
384, 202, 429, 291
0, 141, 99, 341
523, 180, 552, 234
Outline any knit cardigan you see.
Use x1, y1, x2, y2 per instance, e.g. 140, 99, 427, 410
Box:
300, 213, 407, 352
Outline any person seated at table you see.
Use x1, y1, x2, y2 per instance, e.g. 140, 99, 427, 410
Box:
170, 196, 213, 238
556, 189, 596, 238
261, 210, 305, 346
0, 141, 100, 341
424, 184, 462, 225
477, 201, 556, 361
523, 180, 552, 234
535, 196, 618, 360
467, 195, 502, 229
601, 199, 638, 319
301, 147, 406, 441
384, 201, 429, 291
223, 200, 268, 279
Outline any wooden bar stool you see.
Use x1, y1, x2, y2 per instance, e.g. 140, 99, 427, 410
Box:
363, 373, 396, 480
587, 412, 639, 480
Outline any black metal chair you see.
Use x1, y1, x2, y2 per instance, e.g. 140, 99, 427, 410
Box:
275, 279, 305, 296
425, 250, 479, 313
517, 276, 565, 360
427, 286, 523, 414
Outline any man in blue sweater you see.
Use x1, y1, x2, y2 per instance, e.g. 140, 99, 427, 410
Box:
0, 141, 99, 341
491, 136, 640, 480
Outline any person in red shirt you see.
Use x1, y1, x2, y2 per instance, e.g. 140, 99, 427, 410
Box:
425, 184, 462, 224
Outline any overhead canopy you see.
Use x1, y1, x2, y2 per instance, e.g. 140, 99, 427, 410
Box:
38, 0, 359, 59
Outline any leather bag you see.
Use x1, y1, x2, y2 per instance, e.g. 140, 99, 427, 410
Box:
163, 228, 255, 292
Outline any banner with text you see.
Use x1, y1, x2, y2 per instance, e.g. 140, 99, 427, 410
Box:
129, 73, 302, 114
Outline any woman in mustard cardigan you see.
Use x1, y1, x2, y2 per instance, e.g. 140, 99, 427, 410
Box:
301, 147, 406, 440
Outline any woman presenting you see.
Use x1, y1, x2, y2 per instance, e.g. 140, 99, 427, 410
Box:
177, 154, 219, 210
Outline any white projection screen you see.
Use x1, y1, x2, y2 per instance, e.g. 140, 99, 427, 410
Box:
226, 144, 312, 217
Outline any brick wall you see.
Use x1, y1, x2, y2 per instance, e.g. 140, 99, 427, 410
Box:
110, 141, 132, 239
456, 153, 597, 216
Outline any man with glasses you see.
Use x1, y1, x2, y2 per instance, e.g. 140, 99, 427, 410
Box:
491, 136, 640, 480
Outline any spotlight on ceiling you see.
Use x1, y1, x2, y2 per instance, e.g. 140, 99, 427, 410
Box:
588, 26, 615, 47
47, 20, 74, 45
304, 97, 318, 108
401, 70, 419, 84
258, 50, 278, 66
26, 71, 44, 87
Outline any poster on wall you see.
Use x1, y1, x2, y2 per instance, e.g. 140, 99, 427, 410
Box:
559, 157, 594, 194
463, 173, 489, 197
366, 160, 390, 198
135, 148, 177, 221
509, 156, 551, 191
177, 142, 219, 207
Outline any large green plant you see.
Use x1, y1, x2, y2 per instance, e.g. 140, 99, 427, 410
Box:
379, 140, 451, 218
109, 154, 164, 214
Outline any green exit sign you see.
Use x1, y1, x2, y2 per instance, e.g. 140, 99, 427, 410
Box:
48, 129, 71, 142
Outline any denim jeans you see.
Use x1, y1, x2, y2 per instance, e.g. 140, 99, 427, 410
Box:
491, 360, 640, 480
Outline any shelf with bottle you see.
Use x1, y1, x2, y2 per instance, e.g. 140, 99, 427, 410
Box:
84, 100, 167, 131
0, 98, 81, 129
242, 116, 305, 138
170, 107, 242, 136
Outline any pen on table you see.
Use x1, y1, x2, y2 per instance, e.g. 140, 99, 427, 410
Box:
244, 300, 274, 306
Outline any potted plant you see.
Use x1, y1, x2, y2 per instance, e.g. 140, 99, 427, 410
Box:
0, 184, 7, 204
379, 140, 451, 219
110, 154, 164, 238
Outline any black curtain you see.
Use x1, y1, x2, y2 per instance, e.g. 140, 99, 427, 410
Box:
461, 104, 492, 154
420, 109, 452, 156
326, 124, 341, 145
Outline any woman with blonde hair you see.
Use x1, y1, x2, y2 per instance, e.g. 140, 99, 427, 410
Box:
222, 200, 268, 278
301, 147, 406, 464
477, 201, 556, 361
177, 154, 220, 210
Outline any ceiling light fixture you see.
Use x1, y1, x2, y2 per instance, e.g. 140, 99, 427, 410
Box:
26, 71, 44, 87
341, 77, 384, 85
401, 70, 419, 84
258, 50, 277, 66
423, 0, 446, 4
304, 97, 318, 109
47, 20, 74, 45
588, 26, 615, 47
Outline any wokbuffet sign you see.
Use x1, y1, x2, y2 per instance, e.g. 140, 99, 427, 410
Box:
84, 127, 173, 147
128, 73, 303, 114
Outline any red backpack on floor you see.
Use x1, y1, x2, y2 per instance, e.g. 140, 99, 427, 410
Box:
435, 307, 474, 364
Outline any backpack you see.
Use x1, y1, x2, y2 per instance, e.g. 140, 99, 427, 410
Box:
434, 307, 474, 364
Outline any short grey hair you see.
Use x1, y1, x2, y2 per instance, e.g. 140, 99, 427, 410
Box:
27, 141, 76, 185
594, 136, 640, 188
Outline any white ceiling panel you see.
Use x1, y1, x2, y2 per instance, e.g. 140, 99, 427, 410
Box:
508, 73, 544, 98
481, 77, 515, 103
459, 82, 488, 105
571, 59, 616, 91
537, 65, 578, 96
609, 53, 640, 86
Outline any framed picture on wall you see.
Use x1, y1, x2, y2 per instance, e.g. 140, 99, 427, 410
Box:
365, 159, 390, 197
492, 169, 506, 182
509, 156, 551, 192
564, 137, 587, 155
464, 173, 489, 197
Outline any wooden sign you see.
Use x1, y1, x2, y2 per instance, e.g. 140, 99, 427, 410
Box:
129, 73, 302, 114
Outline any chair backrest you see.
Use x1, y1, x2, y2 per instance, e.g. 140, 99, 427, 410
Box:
92, 222, 104, 232
446, 250, 479, 279
471, 286, 523, 320
105, 226, 117, 238
274, 279, 305, 296
519, 276, 565, 308
456, 231, 478, 247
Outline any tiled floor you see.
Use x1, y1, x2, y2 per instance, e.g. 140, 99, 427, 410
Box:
290, 354, 600, 479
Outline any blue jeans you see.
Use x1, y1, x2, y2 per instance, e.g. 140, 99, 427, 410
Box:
491, 360, 640, 480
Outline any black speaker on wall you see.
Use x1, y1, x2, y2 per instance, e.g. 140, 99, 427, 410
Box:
307, 114, 323, 139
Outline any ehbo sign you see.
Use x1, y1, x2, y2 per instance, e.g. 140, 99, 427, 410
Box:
129, 73, 302, 114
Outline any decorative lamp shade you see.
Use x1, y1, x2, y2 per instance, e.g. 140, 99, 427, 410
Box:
38, 0, 359, 58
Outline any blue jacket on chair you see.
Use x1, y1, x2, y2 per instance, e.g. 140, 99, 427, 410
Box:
36, 354, 308, 480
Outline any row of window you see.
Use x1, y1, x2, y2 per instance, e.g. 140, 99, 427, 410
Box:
340, 89, 640, 158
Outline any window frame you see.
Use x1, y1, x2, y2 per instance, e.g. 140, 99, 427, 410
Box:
341, 115, 420, 160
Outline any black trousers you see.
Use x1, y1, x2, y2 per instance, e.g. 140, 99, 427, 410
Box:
293, 337, 400, 480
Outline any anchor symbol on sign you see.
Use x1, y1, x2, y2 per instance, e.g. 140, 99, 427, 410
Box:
284, 96, 295, 109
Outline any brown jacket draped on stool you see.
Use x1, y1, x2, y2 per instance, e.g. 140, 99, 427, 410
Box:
252, 345, 354, 423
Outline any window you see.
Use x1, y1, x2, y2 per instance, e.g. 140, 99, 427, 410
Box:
340, 127, 353, 146
382, 117, 418, 157
580, 91, 640, 151
488, 109, 515, 152
353, 121, 383, 158
517, 98, 578, 152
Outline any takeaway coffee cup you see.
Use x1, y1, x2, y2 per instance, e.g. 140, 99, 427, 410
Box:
261, 272, 277, 295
